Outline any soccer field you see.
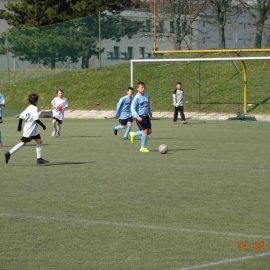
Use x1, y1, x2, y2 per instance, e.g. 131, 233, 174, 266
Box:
0, 118, 269, 270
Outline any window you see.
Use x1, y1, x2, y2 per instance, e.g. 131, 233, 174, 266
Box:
203, 21, 206, 27
107, 52, 113, 60
139, 47, 145, 59
158, 21, 164, 33
121, 53, 127, 60
114, 46, 119, 59
0, 9, 5, 19
127, 47, 133, 59
227, 20, 231, 25
145, 19, 151, 32
170, 21, 175, 33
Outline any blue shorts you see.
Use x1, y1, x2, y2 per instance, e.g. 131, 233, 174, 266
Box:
119, 117, 133, 126
136, 115, 151, 130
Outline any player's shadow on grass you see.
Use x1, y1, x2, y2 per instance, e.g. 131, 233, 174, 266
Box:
25, 143, 50, 146
11, 161, 96, 167
63, 136, 102, 138
152, 148, 196, 153
150, 137, 175, 140
43, 161, 96, 166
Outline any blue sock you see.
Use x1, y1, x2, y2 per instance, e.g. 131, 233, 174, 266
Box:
124, 125, 131, 138
141, 133, 147, 148
134, 131, 143, 137
114, 124, 122, 130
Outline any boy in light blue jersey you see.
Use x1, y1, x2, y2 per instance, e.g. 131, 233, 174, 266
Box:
130, 81, 152, 153
113, 87, 134, 140
0, 92, 6, 147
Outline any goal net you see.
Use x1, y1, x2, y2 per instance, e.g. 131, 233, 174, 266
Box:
130, 56, 270, 116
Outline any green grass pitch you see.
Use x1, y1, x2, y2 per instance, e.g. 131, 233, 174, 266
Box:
0, 118, 269, 270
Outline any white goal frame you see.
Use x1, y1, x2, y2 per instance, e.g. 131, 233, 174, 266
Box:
130, 56, 270, 114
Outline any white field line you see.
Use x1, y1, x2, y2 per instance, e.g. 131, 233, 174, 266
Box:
175, 252, 270, 270
0, 212, 270, 240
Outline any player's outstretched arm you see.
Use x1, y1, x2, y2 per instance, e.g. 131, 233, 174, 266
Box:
17, 118, 23, 132
36, 120, 46, 130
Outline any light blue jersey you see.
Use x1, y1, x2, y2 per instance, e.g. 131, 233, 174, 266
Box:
0, 93, 6, 118
115, 95, 133, 119
131, 92, 151, 118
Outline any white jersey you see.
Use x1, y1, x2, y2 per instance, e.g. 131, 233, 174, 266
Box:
51, 97, 68, 121
19, 104, 39, 137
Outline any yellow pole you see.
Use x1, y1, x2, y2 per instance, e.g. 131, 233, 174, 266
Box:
237, 53, 248, 114
241, 61, 247, 114
152, 48, 270, 54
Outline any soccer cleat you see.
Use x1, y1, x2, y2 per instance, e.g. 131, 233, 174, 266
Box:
182, 121, 188, 125
4, 151, 11, 164
129, 132, 135, 144
140, 147, 150, 153
37, 158, 50, 165
113, 128, 117, 135
123, 136, 128, 140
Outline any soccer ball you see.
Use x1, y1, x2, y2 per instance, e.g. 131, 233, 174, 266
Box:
158, 144, 168, 154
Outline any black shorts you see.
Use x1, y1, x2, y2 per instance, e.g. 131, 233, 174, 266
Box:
119, 117, 133, 126
53, 117, 63, 124
136, 115, 151, 130
21, 134, 41, 143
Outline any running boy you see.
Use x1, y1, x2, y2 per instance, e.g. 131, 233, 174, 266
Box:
113, 87, 134, 140
172, 82, 187, 124
0, 92, 6, 146
51, 89, 68, 137
4, 93, 49, 165
130, 81, 152, 153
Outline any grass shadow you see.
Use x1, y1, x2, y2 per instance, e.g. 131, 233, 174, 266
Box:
247, 96, 270, 113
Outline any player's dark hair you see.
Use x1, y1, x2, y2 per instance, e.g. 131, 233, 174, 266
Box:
137, 81, 145, 87
28, 93, 39, 105
128, 87, 134, 91
56, 88, 64, 94
176, 82, 182, 85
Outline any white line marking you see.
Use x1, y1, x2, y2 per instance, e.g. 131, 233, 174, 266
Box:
0, 212, 270, 240
175, 252, 270, 270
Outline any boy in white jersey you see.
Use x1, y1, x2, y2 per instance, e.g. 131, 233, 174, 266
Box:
51, 89, 68, 137
4, 93, 49, 165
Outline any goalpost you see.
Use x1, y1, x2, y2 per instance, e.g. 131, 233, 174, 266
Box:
130, 56, 270, 115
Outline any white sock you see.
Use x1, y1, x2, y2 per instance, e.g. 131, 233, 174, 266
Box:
9, 142, 24, 155
36, 144, 42, 159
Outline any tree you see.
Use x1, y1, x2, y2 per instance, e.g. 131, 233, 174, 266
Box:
3, 0, 138, 28
2, 0, 142, 68
159, 0, 208, 50
208, 0, 233, 48
239, 0, 270, 48
3, 0, 78, 28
